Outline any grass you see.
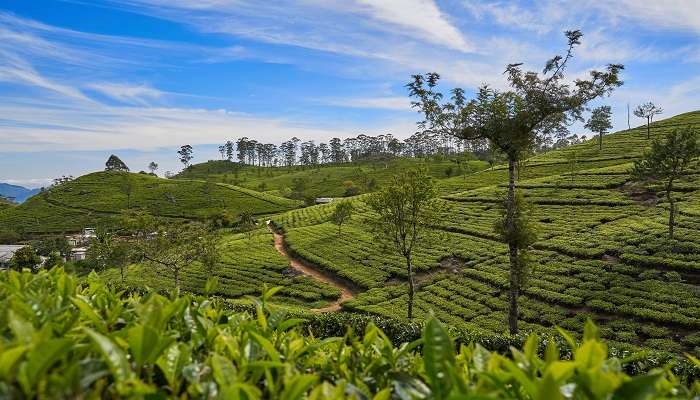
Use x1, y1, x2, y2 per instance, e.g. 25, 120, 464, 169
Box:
0, 171, 301, 234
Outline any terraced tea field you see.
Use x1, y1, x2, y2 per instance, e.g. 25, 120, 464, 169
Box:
100, 230, 341, 308
269, 111, 700, 356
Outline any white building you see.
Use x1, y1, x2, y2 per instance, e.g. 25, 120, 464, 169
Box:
70, 247, 88, 261
315, 197, 335, 204
0, 245, 26, 268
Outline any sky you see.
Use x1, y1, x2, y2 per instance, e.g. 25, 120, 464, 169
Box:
1, 0, 699, 187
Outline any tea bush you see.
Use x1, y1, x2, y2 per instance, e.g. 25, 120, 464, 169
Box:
1, 267, 699, 399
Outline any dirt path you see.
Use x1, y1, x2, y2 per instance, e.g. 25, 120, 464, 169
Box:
267, 222, 354, 312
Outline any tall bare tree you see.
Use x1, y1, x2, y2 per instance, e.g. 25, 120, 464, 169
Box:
634, 102, 663, 139
407, 30, 623, 333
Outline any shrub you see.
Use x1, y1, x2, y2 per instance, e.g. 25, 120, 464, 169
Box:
1, 267, 698, 398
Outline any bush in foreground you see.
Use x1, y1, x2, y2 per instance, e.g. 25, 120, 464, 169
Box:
1, 267, 699, 398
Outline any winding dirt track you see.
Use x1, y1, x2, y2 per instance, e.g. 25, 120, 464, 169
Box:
267, 222, 354, 312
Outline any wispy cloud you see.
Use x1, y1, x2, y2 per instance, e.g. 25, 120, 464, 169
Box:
354, 0, 473, 52
87, 82, 164, 105
0, 53, 92, 102
322, 96, 412, 111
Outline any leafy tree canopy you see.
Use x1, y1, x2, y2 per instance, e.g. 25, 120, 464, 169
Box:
105, 154, 130, 172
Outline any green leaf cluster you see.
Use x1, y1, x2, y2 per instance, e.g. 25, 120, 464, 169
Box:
1, 267, 699, 398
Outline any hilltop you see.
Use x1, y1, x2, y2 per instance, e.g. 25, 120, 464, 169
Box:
0, 171, 301, 234
175, 157, 490, 197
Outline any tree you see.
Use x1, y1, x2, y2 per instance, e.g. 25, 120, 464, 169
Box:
225, 140, 235, 161
148, 161, 158, 175
105, 154, 129, 172
366, 167, 439, 320
178, 145, 194, 168
45, 251, 64, 269
53, 175, 74, 186
87, 230, 131, 282
634, 102, 663, 139
632, 126, 699, 239
407, 30, 623, 334
136, 222, 210, 289
329, 201, 354, 236
237, 211, 257, 240
585, 105, 613, 150
10, 245, 41, 271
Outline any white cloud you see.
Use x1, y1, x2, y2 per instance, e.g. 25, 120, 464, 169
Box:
462, 0, 561, 34
88, 82, 164, 105
323, 96, 412, 111
0, 53, 92, 102
355, 0, 473, 52
589, 0, 700, 34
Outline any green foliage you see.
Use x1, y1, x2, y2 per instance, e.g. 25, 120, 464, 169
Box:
366, 167, 440, 320
632, 126, 699, 183
329, 201, 354, 236
104, 154, 129, 172
632, 126, 699, 238
585, 105, 613, 149
0, 229, 20, 244
9, 245, 41, 271
0, 268, 698, 398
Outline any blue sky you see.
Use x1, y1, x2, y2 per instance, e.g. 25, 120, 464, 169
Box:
1, 0, 699, 187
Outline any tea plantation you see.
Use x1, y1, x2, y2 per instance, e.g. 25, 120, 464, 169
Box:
270, 111, 700, 357
99, 230, 341, 309
0, 171, 301, 234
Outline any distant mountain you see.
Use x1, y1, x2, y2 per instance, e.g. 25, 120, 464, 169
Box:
0, 183, 40, 203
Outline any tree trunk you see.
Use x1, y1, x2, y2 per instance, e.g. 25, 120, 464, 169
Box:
506, 157, 519, 335
667, 182, 675, 239
647, 118, 651, 139
599, 133, 603, 150
406, 253, 414, 320
174, 267, 180, 290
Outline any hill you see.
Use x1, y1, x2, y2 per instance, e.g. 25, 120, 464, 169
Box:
175, 157, 490, 197
0, 171, 301, 234
0, 182, 40, 203
269, 111, 700, 356
0, 197, 14, 212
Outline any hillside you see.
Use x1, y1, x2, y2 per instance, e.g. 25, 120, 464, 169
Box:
0, 171, 301, 234
269, 111, 700, 356
0, 182, 40, 203
0, 197, 14, 212
176, 157, 490, 197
